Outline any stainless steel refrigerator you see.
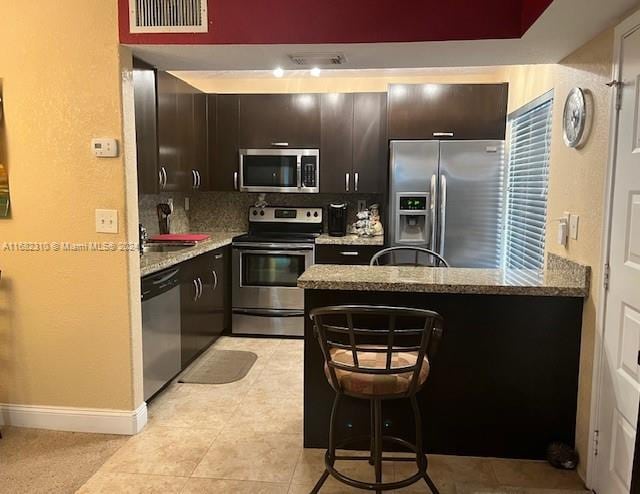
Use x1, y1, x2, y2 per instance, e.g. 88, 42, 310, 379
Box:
388, 140, 505, 268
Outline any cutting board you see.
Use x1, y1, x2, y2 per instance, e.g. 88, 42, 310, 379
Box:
149, 234, 210, 242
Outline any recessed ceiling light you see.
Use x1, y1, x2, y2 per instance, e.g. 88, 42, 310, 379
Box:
310, 67, 321, 77
273, 67, 284, 78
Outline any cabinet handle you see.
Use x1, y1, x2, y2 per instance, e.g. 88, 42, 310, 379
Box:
158, 170, 163, 187
340, 251, 360, 256
191, 170, 197, 189
433, 132, 454, 137
196, 170, 201, 189
197, 278, 203, 299
271, 142, 289, 147
214, 253, 223, 260
192, 279, 199, 301
354, 172, 359, 192
160, 166, 167, 189
212, 269, 218, 291
345, 173, 350, 192
233, 171, 239, 190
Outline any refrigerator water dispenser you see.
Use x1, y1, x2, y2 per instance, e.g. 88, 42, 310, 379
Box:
395, 193, 431, 245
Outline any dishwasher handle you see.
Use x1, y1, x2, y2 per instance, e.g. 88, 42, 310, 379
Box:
141, 267, 180, 300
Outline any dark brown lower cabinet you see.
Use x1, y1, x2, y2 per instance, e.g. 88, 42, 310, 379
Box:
315, 244, 383, 265
180, 248, 227, 368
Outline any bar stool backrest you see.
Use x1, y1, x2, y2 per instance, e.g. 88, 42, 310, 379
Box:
310, 305, 444, 399
370, 247, 449, 267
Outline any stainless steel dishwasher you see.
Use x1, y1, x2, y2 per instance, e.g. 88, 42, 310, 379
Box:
141, 266, 181, 401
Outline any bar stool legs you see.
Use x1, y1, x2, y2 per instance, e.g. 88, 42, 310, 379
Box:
311, 393, 439, 493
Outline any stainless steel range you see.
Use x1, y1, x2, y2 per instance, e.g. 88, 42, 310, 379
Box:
232, 206, 322, 337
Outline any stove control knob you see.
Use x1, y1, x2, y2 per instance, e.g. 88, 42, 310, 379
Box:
306, 212, 311, 217
260, 210, 265, 216
252, 210, 258, 216
313, 211, 319, 217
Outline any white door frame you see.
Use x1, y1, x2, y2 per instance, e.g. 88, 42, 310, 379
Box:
587, 8, 640, 490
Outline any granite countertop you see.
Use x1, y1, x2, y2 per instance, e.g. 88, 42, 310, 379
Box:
315, 234, 385, 246
297, 263, 590, 297
140, 231, 244, 277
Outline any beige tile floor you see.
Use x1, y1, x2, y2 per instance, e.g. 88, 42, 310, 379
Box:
78, 337, 588, 494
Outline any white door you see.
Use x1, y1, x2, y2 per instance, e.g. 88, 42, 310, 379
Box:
595, 12, 640, 494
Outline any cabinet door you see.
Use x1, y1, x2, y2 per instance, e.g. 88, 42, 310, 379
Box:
210, 94, 239, 191
353, 92, 388, 193
320, 93, 353, 193
202, 248, 226, 341
180, 257, 207, 368
239, 94, 320, 148
156, 71, 181, 191
175, 78, 196, 191
193, 92, 208, 190
133, 64, 159, 194
388, 83, 508, 140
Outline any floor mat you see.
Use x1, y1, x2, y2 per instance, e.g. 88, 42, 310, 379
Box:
178, 350, 258, 384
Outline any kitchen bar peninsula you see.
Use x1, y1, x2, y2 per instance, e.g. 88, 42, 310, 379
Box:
298, 257, 590, 459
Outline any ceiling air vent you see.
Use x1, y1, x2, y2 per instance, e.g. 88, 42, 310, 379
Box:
288, 53, 347, 66
129, 0, 208, 33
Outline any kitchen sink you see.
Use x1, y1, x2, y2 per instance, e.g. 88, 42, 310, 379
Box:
142, 244, 191, 254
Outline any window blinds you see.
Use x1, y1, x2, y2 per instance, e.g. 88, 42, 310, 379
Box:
504, 96, 553, 279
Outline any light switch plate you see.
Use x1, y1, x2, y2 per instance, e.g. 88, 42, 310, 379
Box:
570, 214, 579, 240
95, 209, 118, 234
91, 138, 119, 158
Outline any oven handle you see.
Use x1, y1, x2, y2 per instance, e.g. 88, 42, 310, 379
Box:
236, 248, 313, 256
233, 308, 305, 318
233, 242, 314, 251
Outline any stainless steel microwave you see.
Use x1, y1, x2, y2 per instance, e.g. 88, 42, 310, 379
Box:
238, 149, 319, 193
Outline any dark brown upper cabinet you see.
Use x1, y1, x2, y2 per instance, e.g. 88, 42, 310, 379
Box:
192, 92, 208, 190
320, 92, 388, 194
320, 93, 354, 193
238, 94, 320, 148
388, 83, 508, 141
209, 94, 240, 191
156, 71, 181, 191
352, 92, 388, 193
133, 60, 159, 195
175, 78, 208, 192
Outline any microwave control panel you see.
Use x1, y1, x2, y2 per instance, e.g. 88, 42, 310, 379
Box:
301, 156, 317, 188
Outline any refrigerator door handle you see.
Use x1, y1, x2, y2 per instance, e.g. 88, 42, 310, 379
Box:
439, 175, 447, 255
430, 174, 437, 250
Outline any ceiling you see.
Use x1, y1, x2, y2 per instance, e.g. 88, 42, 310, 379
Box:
130, 0, 636, 71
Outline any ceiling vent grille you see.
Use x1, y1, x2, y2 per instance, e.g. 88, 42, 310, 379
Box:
288, 53, 347, 66
129, 0, 208, 33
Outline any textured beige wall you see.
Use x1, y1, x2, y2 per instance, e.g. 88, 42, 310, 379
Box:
501, 28, 614, 479
0, 2, 141, 410
176, 69, 506, 93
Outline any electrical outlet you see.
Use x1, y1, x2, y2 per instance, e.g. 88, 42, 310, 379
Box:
569, 214, 579, 240
357, 200, 367, 212
95, 209, 118, 234
184, 197, 190, 212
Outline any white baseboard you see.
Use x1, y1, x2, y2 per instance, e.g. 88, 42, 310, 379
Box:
0, 402, 147, 435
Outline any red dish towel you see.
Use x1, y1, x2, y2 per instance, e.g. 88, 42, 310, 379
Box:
149, 234, 210, 242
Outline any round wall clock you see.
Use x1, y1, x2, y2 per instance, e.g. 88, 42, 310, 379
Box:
563, 87, 590, 148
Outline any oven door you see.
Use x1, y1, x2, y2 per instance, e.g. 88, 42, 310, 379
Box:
232, 244, 314, 310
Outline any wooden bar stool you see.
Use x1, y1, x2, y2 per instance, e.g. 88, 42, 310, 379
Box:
310, 305, 444, 493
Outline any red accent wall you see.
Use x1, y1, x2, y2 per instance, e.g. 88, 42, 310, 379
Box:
119, 0, 553, 45
521, 0, 554, 33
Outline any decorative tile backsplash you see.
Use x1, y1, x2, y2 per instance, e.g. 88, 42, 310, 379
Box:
188, 191, 384, 232
139, 191, 385, 235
